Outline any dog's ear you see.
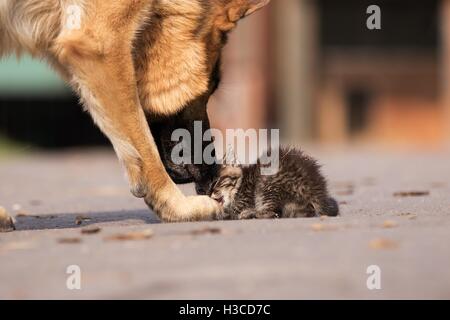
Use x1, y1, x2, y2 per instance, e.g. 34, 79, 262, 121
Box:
217, 0, 270, 31
227, 0, 271, 21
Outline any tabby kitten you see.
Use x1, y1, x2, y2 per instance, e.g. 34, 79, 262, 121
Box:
209, 148, 339, 220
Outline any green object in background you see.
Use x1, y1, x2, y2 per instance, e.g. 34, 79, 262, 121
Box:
0, 135, 29, 158
0, 55, 70, 97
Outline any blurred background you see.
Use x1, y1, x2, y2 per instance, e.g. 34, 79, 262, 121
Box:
1, 0, 450, 153
210, 0, 450, 149
3, 1, 450, 301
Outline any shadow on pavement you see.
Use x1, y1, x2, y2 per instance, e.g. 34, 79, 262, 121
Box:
14, 209, 160, 231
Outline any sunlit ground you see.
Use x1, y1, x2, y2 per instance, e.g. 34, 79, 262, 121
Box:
0, 146, 449, 299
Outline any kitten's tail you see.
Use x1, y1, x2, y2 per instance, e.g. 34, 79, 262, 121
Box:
282, 198, 340, 218
320, 197, 340, 217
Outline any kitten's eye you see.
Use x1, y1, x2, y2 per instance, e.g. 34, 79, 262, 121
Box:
219, 178, 234, 188
211, 178, 225, 190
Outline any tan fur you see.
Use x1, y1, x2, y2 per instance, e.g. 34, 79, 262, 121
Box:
0, 0, 269, 222
135, 9, 210, 116
0, 207, 15, 232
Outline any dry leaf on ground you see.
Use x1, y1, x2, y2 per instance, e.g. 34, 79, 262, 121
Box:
335, 189, 354, 196
81, 226, 101, 235
311, 223, 339, 232
105, 229, 153, 241
393, 191, 430, 197
382, 220, 398, 228
29, 215, 57, 219
189, 227, 222, 236
0, 241, 36, 253
396, 212, 418, 220
369, 238, 399, 250
58, 237, 82, 244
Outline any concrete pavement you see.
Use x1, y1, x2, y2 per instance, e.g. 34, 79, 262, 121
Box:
0, 147, 449, 299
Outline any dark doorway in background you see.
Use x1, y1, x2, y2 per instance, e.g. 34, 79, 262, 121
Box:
346, 88, 372, 137
0, 95, 108, 149
319, 0, 439, 50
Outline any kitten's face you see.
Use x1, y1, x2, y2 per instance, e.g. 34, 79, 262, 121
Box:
209, 166, 243, 208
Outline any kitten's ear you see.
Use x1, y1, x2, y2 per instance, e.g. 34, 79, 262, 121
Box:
217, 0, 271, 31
225, 144, 238, 167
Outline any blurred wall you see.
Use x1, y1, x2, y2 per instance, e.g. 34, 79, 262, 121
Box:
211, 0, 450, 149
0, 56, 106, 148
208, 7, 271, 133
1, 0, 450, 150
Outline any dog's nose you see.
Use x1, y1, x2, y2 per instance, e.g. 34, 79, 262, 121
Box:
195, 185, 207, 195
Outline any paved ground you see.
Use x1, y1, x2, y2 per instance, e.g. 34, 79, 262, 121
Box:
0, 147, 449, 299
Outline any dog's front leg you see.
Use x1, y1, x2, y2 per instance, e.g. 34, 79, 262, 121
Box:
53, 37, 221, 222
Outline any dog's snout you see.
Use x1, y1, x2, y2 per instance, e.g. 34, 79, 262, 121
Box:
195, 185, 207, 195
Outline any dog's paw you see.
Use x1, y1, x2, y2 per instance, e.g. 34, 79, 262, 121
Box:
183, 196, 224, 221
0, 207, 15, 233
156, 195, 224, 222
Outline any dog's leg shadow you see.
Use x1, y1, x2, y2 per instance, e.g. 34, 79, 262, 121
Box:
13, 209, 160, 231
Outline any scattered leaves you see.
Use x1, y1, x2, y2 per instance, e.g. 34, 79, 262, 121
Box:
393, 191, 430, 198
311, 223, 339, 232
30, 215, 57, 219
369, 238, 399, 250
81, 226, 101, 235
333, 182, 355, 196
105, 229, 153, 241
75, 215, 92, 225
189, 227, 223, 236
57, 237, 82, 244
0, 241, 35, 253
15, 212, 57, 219
382, 220, 398, 228
396, 212, 418, 220
335, 189, 354, 196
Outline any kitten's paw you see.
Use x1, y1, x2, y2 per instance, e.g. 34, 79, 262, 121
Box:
239, 209, 279, 220
238, 209, 258, 220
256, 211, 279, 219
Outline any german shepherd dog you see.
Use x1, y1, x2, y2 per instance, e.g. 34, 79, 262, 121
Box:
0, 0, 270, 226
